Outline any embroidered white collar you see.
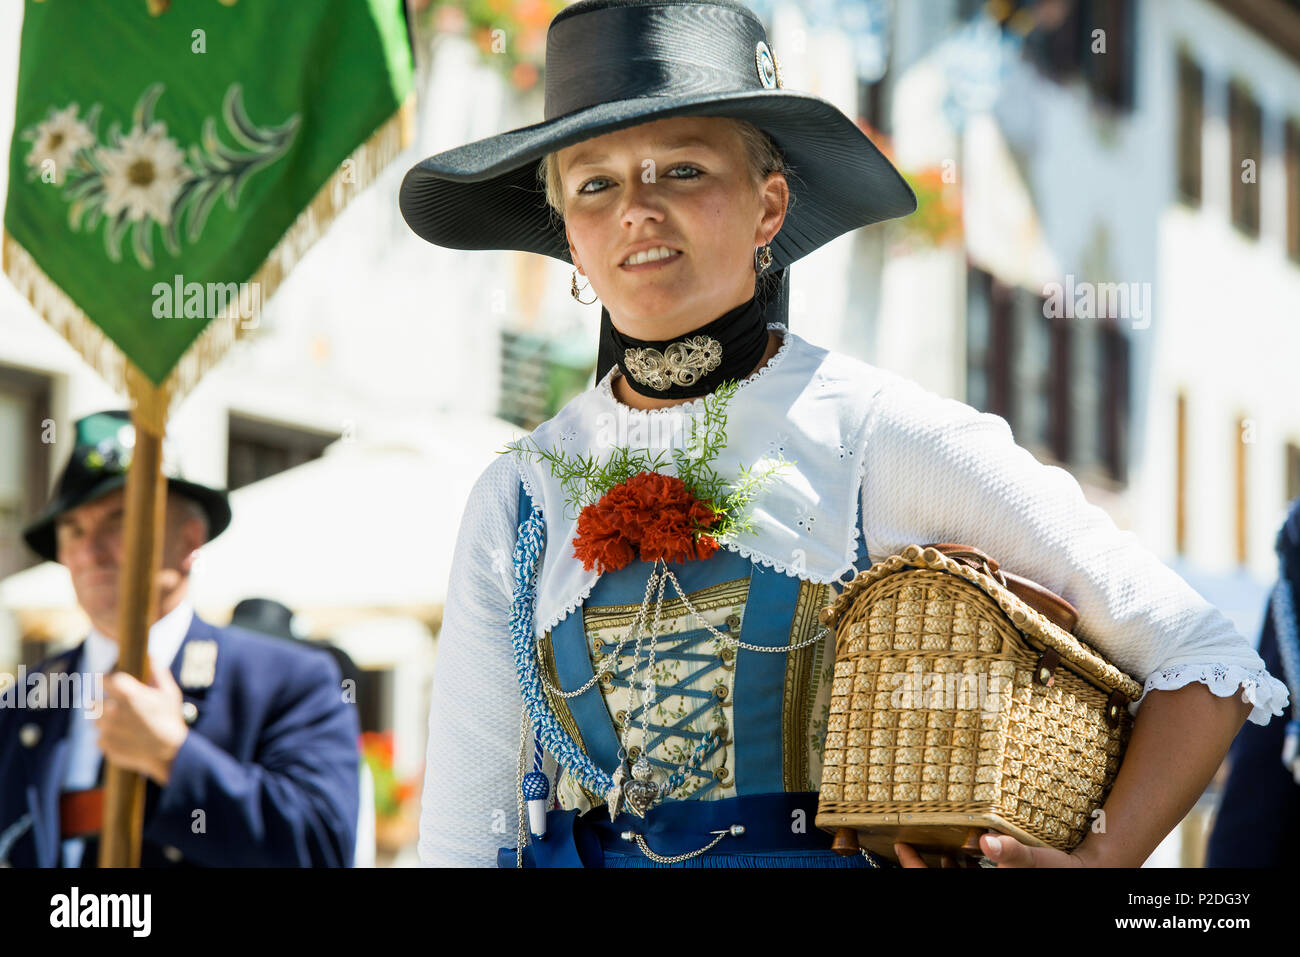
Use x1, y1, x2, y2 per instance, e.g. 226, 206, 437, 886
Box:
511, 327, 895, 636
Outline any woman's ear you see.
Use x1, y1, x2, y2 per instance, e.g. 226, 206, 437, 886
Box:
757, 171, 789, 245
565, 225, 584, 274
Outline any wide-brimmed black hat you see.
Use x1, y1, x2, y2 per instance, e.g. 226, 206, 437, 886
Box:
21, 410, 232, 564
398, 0, 916, 269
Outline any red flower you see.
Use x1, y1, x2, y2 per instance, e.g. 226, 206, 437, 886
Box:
572, 472, 720, 573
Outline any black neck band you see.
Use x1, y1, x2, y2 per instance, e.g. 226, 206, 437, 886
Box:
602, 294, 770, 399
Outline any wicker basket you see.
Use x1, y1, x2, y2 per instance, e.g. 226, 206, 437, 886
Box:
814, 543, 1144, 866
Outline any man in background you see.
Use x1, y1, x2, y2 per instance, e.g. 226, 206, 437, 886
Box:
0, 410, 358, 866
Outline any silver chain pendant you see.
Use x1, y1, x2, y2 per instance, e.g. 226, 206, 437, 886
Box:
606, 760, 627, 821
622, 755, 660, 817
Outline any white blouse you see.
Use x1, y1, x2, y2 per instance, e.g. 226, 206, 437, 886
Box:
418, 326, 1289, 867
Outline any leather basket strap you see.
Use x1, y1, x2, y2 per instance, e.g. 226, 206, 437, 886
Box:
923, 543, 1079, 633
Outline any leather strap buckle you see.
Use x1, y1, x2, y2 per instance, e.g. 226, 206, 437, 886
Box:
1033, 647, 1061, 687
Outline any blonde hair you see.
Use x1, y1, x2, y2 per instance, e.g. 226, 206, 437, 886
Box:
538, 116, 791, 227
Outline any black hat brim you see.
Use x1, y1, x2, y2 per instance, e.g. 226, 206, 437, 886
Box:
21, 475, 232, 565
399, 88, 916, 269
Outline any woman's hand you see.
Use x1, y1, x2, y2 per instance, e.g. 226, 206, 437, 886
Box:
894, 831, 1089, 868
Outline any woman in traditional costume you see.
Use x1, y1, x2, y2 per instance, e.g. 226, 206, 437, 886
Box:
400, 0, 1288, 867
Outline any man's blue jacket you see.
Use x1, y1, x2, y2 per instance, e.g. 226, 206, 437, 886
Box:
0, 614, 359, 867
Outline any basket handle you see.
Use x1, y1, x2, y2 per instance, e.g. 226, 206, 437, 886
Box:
922, 543, 1079, 634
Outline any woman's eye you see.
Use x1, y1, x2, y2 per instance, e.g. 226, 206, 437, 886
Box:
576, 165, 701, 195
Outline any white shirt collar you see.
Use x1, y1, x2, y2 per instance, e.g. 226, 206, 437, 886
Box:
82, 598, 196, 675
512, 329, 896, 636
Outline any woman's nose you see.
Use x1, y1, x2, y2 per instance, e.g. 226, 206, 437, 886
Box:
620, 174, 666, 227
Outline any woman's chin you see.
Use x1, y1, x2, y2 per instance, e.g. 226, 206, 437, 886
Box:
608, 288, 694, 325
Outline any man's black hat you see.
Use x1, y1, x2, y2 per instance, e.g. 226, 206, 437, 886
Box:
21, 409, 232, 563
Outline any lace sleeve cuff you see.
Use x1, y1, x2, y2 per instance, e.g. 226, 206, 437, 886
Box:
1130, 662, 1292, 726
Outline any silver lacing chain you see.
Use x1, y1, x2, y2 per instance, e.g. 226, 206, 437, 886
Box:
622, 824, 744, 863
662, 568, 832, 652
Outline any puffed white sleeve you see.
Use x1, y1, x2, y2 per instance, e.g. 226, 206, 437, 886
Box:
419, 453, 525, 866
858, 374, 1290, 726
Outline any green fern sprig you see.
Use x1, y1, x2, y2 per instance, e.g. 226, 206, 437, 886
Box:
503, 378, 790, 538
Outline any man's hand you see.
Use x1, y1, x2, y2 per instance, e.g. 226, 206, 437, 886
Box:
95, 658, 189, 786
894, 831, 1090, 868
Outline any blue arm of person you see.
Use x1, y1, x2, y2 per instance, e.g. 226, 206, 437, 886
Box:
143, 652, 360, 867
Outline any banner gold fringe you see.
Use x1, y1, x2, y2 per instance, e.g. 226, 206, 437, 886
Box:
2, 91, 417, 436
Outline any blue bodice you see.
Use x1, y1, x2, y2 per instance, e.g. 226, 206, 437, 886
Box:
526, 485, 868, 815
505, 485, 888, 868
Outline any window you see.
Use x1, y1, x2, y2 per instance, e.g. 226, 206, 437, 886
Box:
1038, 1, 1085, 81
1175, 392, 1188, 555
1015, 288, 1065, 463
0, 366, 53, 578
226, 414, 338, 491
967, 265, 1058, 452
966, 265, 1018, 431
1287, 117, 1300, 264
1177, 50, 1203, 206
1081, 0, 1136, 110
857, 77, 890, 137
1098, 320, 1129, 483
1229, 80, 1263, 238
1286, 441, 1300, 504
1235, 414, 1249, 564
1049, 312, 1073, 464
1010, 0, 1135, 111
498, 330, 595, 430
966, 264, 991, 414
357, 666, 392, 735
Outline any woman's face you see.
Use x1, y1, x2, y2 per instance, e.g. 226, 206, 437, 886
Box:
558, 115, 788, 341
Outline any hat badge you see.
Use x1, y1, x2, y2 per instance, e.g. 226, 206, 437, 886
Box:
83, 424, 135, 473
755, 40, 781, 90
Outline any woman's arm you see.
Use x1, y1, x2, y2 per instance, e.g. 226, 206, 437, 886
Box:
1069, 681, 1253, 867
418, 454, 526, 867
859, 373, 1288, 723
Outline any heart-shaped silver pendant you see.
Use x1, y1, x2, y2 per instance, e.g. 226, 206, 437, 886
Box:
622, 756, 660, 818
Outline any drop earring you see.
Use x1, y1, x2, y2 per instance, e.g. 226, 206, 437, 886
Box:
754, 242, 773, 274
570, 269, 597, 304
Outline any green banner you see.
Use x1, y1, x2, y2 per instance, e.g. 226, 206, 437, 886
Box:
4, 0, 414, 394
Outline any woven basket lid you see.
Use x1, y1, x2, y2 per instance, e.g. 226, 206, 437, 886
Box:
821, 544, 1144, 701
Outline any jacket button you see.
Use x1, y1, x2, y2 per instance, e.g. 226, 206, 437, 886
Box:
163, 845, 183, 863
19, 723, 41, 748
182, 701, 199, 725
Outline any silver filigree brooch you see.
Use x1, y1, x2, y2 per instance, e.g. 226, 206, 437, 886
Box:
623, 336, 723, 391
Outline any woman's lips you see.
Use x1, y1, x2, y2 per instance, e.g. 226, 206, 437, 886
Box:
619, 250, 683, 271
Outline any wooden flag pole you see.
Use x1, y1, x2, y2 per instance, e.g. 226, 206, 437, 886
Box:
98, 407, 168, 868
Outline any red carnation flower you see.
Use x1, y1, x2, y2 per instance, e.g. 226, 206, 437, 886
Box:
572, 471, 721, 573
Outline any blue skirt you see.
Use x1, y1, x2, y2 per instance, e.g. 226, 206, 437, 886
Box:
498, 791, 894, 868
